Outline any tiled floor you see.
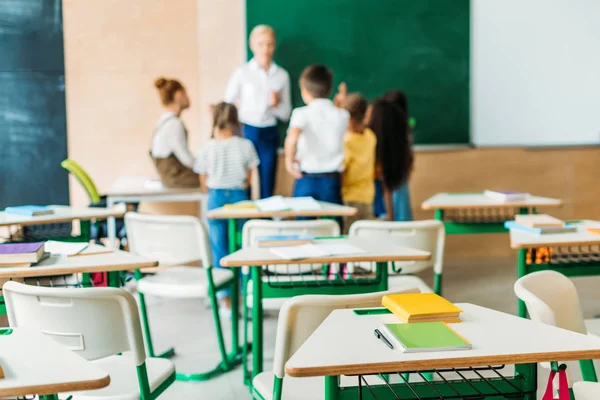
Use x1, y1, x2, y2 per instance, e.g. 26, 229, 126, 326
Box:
147, 255, 600, 399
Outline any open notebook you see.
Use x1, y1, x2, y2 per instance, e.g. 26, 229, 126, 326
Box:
255, 196, 321, 212
270, 243, 366, 260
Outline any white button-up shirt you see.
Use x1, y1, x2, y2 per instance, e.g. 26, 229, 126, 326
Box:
224, 58, 291, 127
289, 98, 350, 173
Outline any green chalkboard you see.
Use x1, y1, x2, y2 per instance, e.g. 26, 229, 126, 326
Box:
246, 0, 470, 145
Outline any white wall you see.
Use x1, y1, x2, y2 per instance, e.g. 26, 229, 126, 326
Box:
472, 0, 600, 146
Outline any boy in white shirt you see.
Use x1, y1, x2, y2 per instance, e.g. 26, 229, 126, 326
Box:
225, 25, 291, 199
284, 64, 349, 205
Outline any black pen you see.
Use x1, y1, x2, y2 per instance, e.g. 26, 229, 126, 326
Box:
374, 329, 394, 349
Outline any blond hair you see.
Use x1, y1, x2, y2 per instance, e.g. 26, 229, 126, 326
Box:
212, 102, 241, 136
250, 24, 276, 42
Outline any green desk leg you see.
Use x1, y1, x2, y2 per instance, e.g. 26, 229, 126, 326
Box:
580, 359, 598, 382
227, 219, 240, 365
107, 271, 121, 288
324, 376, 340, 400
517, 248, 529, 318
434, 209, 444, 222
251, 265, 263, 380
40, 395, 59, 400
515, 362, 537, 400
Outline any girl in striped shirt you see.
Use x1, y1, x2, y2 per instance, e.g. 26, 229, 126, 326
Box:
194, 102, 259, 308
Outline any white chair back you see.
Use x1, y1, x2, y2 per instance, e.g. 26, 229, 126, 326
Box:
514, 270, 586, 334
272, 287, 419, 379
3, 281, 147, 366
574, 382, 600, 400
242, 219, 340, 274
125, 212, 211, 267
349, 220, 444, 275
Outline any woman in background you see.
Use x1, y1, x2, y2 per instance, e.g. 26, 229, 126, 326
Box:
150, 77, 199, 188
369, 98, 414, 221
382, 89, 413, 221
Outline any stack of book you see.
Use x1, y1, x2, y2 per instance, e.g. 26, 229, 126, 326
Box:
382, 293, 463, 323
484, 190, 529, 202
504, 214, 576, 235
256, 234, 314, 248
4, 205, 54, 216
0, 242, 48, 268
377, 293, 470, 353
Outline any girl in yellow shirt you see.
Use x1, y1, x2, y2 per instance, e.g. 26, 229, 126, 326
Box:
341, 93, 377, 232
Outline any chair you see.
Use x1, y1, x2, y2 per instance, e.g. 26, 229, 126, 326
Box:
252, 287, 420, 400
574, 381, 600, 399
514, 270, 599, 384
61, 159, 134, 248
242, 219, 341, 311
348, 220, 445, 294
2, 281, 175, 400
125, 212, 238, 381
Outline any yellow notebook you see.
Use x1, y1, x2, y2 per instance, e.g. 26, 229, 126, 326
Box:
382, 293, 463, 323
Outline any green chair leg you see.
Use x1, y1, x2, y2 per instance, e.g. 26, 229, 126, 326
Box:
176, 267, 244, 382
433, 272, 442, 295
135, 271, 174, 359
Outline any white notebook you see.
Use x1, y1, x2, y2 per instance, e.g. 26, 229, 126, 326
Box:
285, 197, 322, 211
255, 196, 322, 212
270, 243, 366, 260
45, 241, 89, 256
255, 196, 290, 212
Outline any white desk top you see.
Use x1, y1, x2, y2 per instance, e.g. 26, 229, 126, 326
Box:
220, 238, 431, 267
0, 206, 124, 227
509, 220, 600, 249
285, 303, 600, 377
207, 200, 356, 220
0, 245, 157, 279
0, 328, 109, 397
107, 176, 204, 199
422, 193, 562, 210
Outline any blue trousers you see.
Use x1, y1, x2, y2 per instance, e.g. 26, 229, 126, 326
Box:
293, 173, 342, 205
294, 173, 342, 226
243, 124, 278, 199
373, 180, 413, 221
207, 188, 248, 296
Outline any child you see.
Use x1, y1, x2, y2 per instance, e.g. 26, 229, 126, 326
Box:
150, 77, 198, 188
368, 99, 414, 221
194, 102, 259, 308
340, 93, 377, 232
284, 65, 349, 205
380, 89, 414, 221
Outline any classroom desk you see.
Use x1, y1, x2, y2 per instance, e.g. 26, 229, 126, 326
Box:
207, 200, 357, 251
285, 303, 600, 400
0, 205, 124, 243
0, 328, 110, 399
422, 192, 562, 235
221, 238, 430, 385
106, 176, 207, 247
509, 220, 600, 317
0, 245, 157, 313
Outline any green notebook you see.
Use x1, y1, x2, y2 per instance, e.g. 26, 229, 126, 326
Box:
379, 322, 471, 353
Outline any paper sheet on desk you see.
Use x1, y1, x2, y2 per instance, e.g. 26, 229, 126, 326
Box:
270, 243, 366, 260
285, 197, 321, 211
255, 196, 290, 212
45, 241, 88, 256
255, 196, 322, 212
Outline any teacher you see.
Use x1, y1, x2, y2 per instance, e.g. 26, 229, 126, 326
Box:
224, 25, 291, 198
